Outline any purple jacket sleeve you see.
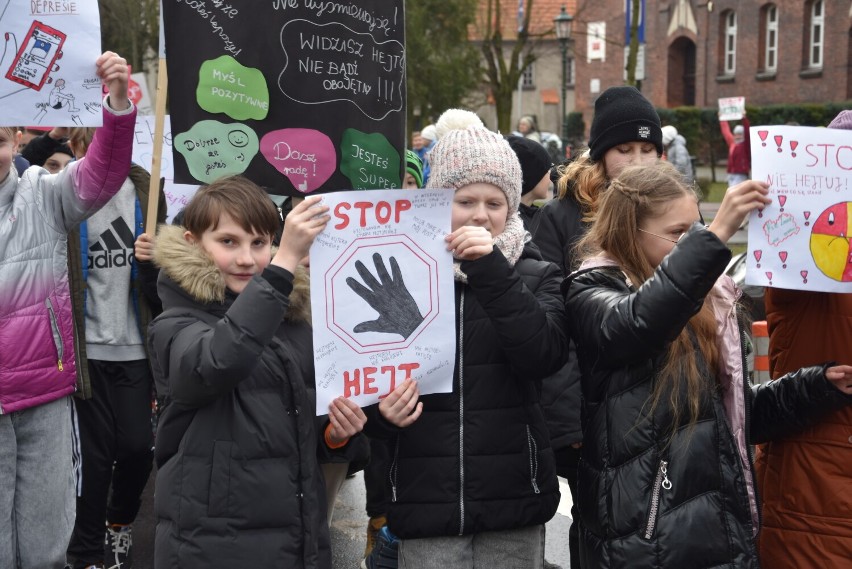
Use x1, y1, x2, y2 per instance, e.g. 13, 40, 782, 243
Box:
72, 98, 137, 213
34, 97, 137, 232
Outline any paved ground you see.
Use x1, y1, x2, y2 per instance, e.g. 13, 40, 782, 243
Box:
128, 468, 575, 568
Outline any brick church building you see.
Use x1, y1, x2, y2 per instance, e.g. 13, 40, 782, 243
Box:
572, 0, 852, 134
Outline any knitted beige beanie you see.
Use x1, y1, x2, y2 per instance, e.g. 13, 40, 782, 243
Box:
426, 109, 528, 281
427, 109, 522, 215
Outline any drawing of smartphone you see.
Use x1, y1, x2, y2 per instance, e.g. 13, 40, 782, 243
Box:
5, 21, 66, 91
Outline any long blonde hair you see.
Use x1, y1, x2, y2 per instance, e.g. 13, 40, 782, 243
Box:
556, 151, 609, 223
576, 162, 719, 439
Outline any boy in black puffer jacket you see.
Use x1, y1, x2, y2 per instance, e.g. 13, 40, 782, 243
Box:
148, 177, 367, 568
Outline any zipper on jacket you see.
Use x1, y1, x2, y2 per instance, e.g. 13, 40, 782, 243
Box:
45, 298, 64, 371
644, 459, 672, 539
736, 305, 762, 532
389, 435, 400, 503
525, 425, 541, 494
457, 291, 466, 536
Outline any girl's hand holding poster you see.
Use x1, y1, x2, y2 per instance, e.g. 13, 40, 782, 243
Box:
747, 125, 852, 292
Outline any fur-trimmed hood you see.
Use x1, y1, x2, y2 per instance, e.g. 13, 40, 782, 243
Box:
153, 224, 311, 323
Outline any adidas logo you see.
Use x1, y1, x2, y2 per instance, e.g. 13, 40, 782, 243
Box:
88, 217, 136, 270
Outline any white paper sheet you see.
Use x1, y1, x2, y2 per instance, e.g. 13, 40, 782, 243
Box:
310, 188, 456, 415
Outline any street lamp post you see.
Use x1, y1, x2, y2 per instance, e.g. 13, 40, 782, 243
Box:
554, 5, 573, 143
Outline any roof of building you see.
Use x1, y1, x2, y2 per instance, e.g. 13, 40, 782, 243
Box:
469, 0, 578, 41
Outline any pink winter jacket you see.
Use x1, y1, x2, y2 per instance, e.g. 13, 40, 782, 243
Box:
0, 99, 136, 413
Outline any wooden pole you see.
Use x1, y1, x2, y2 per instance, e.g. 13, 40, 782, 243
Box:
146, 58, 168, 233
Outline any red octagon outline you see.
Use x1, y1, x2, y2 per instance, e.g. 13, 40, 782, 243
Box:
324, 234, 440, 354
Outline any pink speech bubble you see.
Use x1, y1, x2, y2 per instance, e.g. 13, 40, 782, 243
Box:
260, 129, 336, 194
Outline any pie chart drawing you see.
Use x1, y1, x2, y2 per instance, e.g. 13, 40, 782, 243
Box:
809, 202, 852, 282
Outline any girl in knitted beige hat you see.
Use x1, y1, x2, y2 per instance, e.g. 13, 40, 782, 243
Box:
363, 109, 568, 569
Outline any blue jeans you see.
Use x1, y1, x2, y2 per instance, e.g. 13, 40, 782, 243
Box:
399, 524, 545, 569
0, 396, 75, 569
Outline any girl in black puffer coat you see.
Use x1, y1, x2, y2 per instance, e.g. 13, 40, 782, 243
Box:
563, 162, 852, 569
366, 110, 568, 569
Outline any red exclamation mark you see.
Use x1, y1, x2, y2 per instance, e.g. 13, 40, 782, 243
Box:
757, 130, 769, 147
778, 195, 787, 212
774, 135, 784, 153
789, 140, 798, 158
803, 211, 811, 226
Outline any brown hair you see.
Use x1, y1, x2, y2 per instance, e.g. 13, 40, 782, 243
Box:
182, 175, 280, 238
556, 151, 609, 222
576, 161, 718, 441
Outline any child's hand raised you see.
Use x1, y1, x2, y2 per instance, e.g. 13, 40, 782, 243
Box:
445, 226, 495, 261
271, 195, 329, 273
825, 365, 852, 395
96, 51, 130, 111
379, 378, 422, 428
708, 180, 771, 244
327, 397, 368, 445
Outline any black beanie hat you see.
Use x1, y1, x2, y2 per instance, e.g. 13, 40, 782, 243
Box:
588, 86, 663, 161
507, 135, 552, 195
54, 143, 74, 158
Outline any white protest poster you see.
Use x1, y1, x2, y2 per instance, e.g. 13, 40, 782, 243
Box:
747, 125, 852, 292
718, 97, 745, 121
0, 0, 104, 126
587, 22, 606, 62
310, 189, 456, 415
132, 115, 200, 222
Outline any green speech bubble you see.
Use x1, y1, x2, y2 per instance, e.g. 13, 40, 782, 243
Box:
174, 120, 259, 184
340, 129, 401, 190
197, 55, 269, 121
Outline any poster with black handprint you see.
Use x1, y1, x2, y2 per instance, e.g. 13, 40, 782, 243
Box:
310, 188, 456, 415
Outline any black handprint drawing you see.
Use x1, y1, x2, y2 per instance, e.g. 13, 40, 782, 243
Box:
346, 252, 425, 339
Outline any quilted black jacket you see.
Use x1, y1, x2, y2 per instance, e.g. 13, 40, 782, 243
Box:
366, 245, 568, 539
563, 224, 848, 569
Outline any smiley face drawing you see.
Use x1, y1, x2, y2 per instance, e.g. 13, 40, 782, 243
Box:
228, 129, 250, 148
809, 202, 852, 282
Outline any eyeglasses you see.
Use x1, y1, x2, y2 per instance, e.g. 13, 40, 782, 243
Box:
638, 228, 685, 245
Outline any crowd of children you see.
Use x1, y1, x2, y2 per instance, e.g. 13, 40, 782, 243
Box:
1, 47, 851, 569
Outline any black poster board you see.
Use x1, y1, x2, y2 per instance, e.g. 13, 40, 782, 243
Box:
162, 0, 406, 196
